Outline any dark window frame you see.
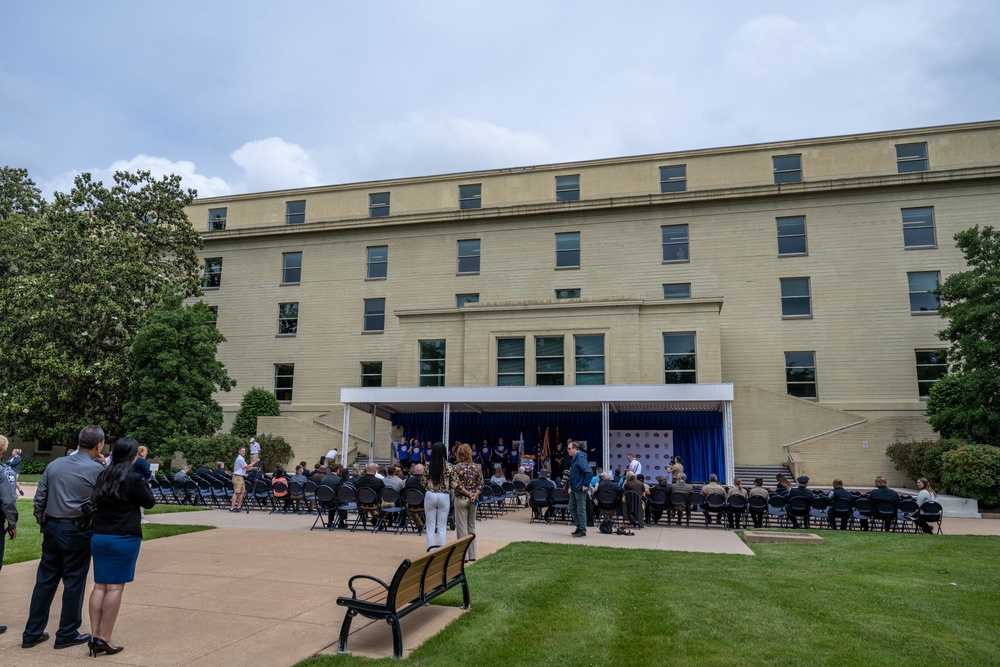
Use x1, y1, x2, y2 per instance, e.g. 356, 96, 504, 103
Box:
659, 165, 687, 193
363, 298, 386, 333
285, 200, 306, 225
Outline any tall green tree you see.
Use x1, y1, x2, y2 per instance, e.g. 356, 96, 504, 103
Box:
231, 387, 282, 438
927, 225, 1000, 445
0, 168, 203, 447
122, 300, 235, 460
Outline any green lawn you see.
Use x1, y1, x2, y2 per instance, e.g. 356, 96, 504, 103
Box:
146, 503, 211, 515
17, 474, 41, 484
2, 500, 213, 566
297, 532, 1000, 667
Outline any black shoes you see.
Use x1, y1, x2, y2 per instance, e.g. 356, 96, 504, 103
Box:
22, 631, 50, 648
90, 637, 125, 656
54, 631, 91, 649
571, 530, 586, 537
0, 625, 6, 634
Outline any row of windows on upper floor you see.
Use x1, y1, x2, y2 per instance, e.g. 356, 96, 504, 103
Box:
264, 338, 947, 402
199, 205, 942, 291
204, 144, 933, 230
202, 266, 942, 346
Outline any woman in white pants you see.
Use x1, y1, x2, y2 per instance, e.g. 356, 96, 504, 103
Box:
421, 442, 453, 550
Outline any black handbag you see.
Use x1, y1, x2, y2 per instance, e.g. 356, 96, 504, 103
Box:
76, 501, 97, 531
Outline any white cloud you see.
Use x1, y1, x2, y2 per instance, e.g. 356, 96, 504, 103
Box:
230, 137, 321, 192
44, 154, 232, 199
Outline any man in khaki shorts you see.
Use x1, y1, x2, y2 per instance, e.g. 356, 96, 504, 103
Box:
230, 446, 248, 511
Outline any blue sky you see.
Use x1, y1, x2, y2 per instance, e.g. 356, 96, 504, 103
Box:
2, 1, 999, 199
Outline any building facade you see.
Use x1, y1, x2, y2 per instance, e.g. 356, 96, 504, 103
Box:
185, 120, 1000, 485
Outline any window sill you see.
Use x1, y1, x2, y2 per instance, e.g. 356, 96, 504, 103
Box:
202, 286, 220, 291
782, 315, 813, 320
362, 330, 385, 335
555, 266, 581, 271
456, 272, 480, 276
661, 260, 690, 265
280, 282, 300, 287
905, 246, 938, 251
365, 277, 387, 282
910, 311, 940, 316
276, 334, 297, 338
778, 253, 808, 258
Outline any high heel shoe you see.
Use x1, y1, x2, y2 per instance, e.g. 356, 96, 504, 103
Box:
88, 637, 97, 657
92, 638, 125, 656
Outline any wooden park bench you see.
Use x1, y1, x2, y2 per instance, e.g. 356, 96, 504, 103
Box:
336, 533, 475, 658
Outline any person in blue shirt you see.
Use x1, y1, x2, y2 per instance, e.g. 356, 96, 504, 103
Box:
409, 439, 422, 468
478, 441, 492, 479
397, 438, 410, 472
421, 441, 433, 466
508, 445, 520, 477
493, 438, 508, 478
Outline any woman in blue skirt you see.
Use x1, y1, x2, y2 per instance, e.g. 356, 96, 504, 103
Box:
87, 437, 155, 657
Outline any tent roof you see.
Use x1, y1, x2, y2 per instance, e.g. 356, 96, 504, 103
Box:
340, 384, 733, 421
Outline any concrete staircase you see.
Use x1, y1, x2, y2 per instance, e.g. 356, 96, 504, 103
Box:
733, 464, 793, 489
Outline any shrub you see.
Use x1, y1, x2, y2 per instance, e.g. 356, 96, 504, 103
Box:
18, 460, 48, 475
173, 433, 292, 474
940, 444, 1000, 505
885, 439, 965, 491
230, 387, 281, 438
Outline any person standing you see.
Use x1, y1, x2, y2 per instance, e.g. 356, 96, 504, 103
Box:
551, 442, 565, 480
451, 444, 483, 561
409, 439, 422, 471
249, 437, 261, 459
567, 441, 591, 538
397, 438, 410, 473
229, 446, 249, 512
88, 438, 155, 656
0, 435, 19, 635
131, 446, 152, 525
478, 440, 492, 479
493, 438, 508, 478
421, 442, 453, 551
24, 425, 106, 650
7, 446, 24, 496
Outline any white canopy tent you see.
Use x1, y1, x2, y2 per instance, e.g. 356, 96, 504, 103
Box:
339, 384, 735, 482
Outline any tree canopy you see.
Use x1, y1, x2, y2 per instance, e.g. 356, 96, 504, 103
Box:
0, 167, 203, 447
122, 299, 235, 460
231, 387, 282, 438
927, 225, 1000, 445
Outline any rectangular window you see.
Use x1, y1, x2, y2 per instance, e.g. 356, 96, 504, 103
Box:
663, 283, 691, 299
902, 207, 936, 249
773, 154, 802, 184
419, 340, 446, 387
497, 337, 526, 386
456, 293, 479, 308
206, 306, 218, 327
361, 361, 383, 387
459, 184, 482, 210
659, 165, 687, 193
575, 334, 605, 385
369, 192, 390, 218
274, 363, 295, 401
203, 257, 222, 289
780, 277, 812, 318
457, 239, 481, 274
367, 245, 388, 279
897, 143, 929, 173
785, 352, 817, 399
661, 224, 689, 263
281, 251, 302, 285
208, 207, 227, 231
915, 349, 948, 398
285, 200, 305, 225
908, 272, 940, 313
555, 288, 581, 299
363, 298, 386, 332
663, 333, 696, 384
555, 232, 581, 268
555, 175, 580, 202
777, 216, 808, 256
277, 302, 298, 336
535, 336, 565, 385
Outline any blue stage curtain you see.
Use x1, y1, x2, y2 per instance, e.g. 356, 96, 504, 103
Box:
391, 410, 723, 481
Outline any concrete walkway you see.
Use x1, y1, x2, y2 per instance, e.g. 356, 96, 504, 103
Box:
1, 502, 996, 666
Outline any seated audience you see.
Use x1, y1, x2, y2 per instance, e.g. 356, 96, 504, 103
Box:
866, 475, 900, 532
827, 478, 853, 530
913, 477, 937, 535
747, 477, 770, 528
700, 473, 727, 525
786, 476, 814, 529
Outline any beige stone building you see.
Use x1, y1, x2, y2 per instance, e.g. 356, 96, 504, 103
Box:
185, 120, 1000, 486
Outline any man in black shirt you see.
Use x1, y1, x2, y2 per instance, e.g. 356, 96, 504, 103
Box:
786, 476, 814, 529
356, 463, 385, 524
867, 475, 900, 532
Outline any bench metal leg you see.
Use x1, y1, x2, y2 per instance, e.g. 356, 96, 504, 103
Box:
461, 579, 471, 610
338, 609, 356, 654
389, 615, 404, 659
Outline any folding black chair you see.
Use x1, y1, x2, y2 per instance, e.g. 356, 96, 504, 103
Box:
355, 486, 380, 532
702, 493, 726, 528
747, 494, 768, 528
596, 489, 623, 531
726, 494, 747, 529
310, 485, 335, 530
786, 496, 811, 529
767, 495, 788, 527
335, 484, 359, 531
550, 488, 571, 524
915, 500, 943, 534
270, 480, 290, 513
401, 487, 425, 535
528, 487, 553, 524
374, 487, 405, 533
647, 489, 669, 525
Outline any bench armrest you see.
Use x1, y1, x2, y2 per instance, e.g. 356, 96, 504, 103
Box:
347, 574, 390, 598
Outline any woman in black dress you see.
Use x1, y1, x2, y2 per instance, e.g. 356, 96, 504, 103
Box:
87, 437, 155, 656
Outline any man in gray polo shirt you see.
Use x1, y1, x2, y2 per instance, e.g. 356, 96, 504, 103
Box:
23, 425, 106, 650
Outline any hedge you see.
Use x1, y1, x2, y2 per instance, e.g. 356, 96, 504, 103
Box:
170, 433, 293, 474
885, 438, 966, 492
940, 444, 1000, 507
18, 460, 49, 475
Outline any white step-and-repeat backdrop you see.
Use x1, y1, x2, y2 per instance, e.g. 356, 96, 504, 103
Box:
608, 430, 674, 480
